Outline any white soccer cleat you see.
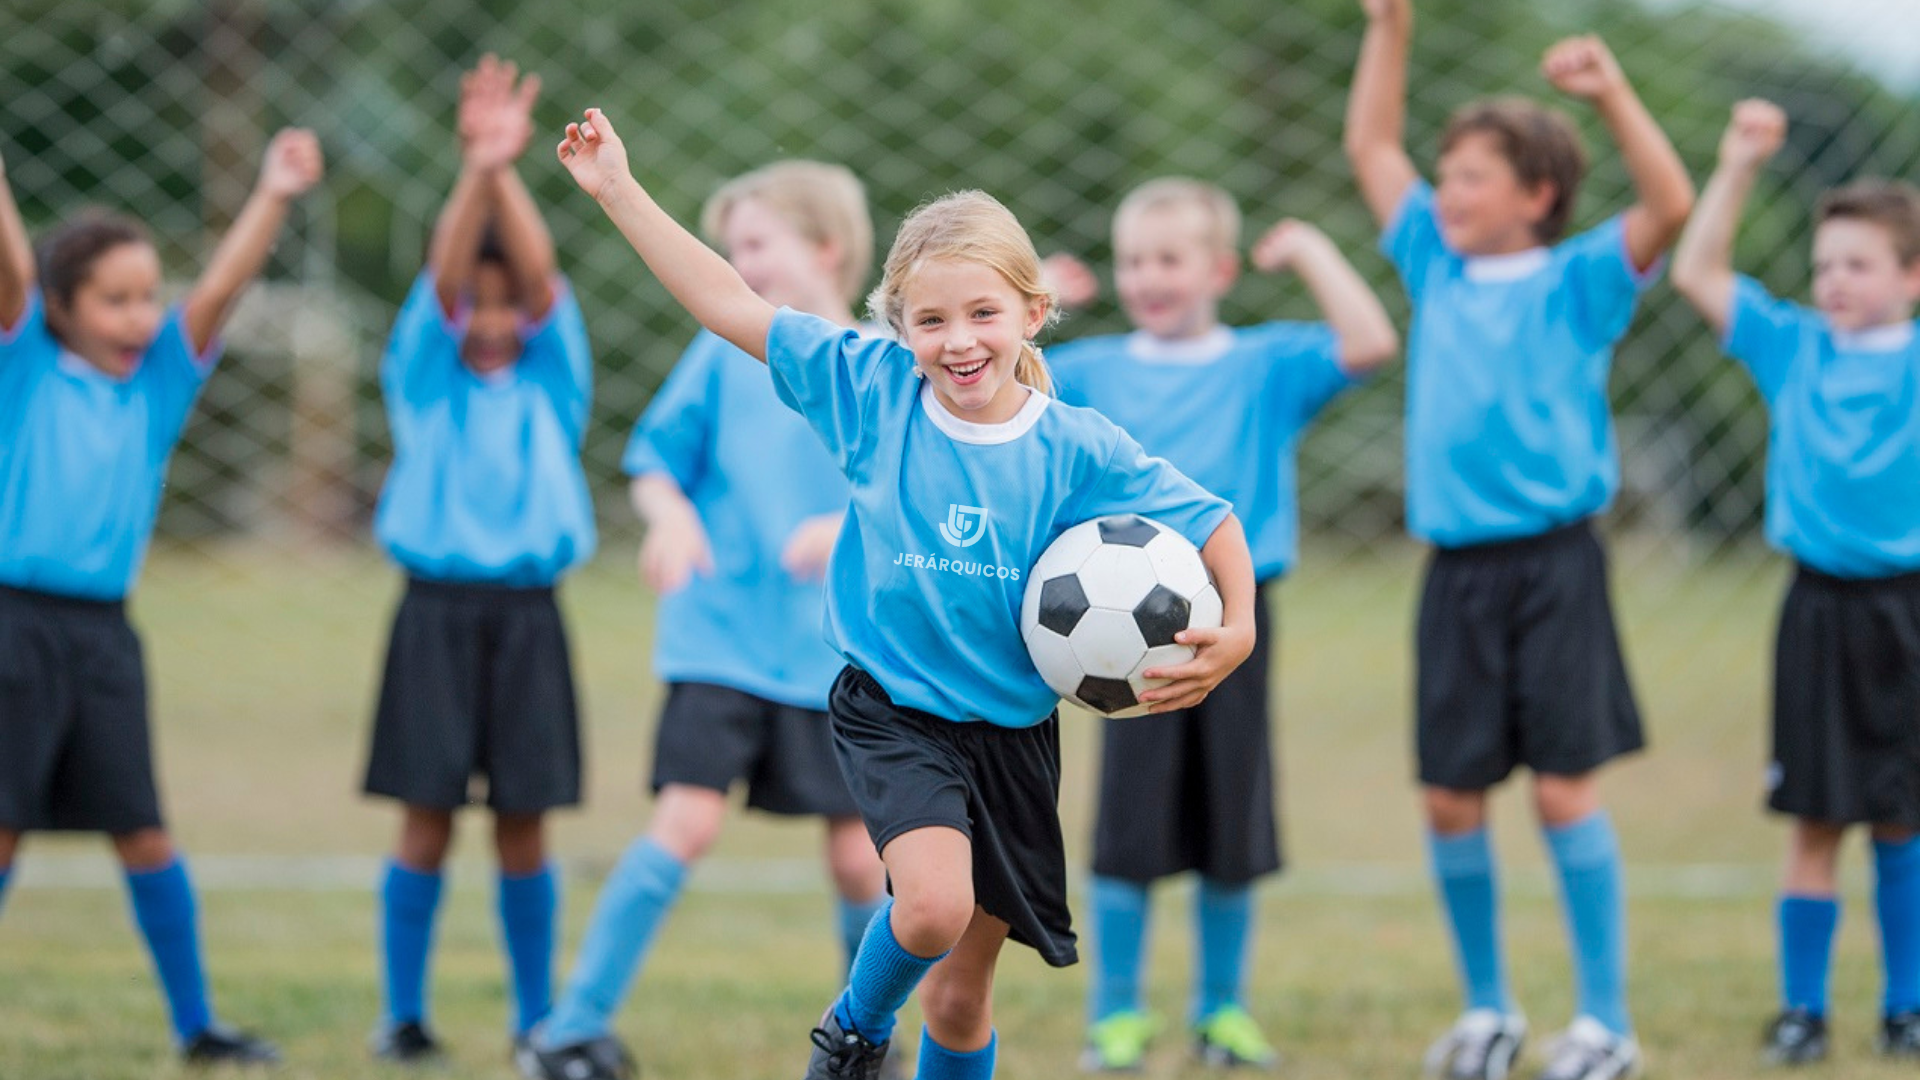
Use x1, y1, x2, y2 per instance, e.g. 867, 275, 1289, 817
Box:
1423, 1009, 1527, 1080
1535, 1016, 1642, 1080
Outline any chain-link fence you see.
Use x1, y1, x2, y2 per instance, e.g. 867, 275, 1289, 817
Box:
4, 0, 1916, 577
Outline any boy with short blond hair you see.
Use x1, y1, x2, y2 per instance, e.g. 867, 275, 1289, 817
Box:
1045, 175, 1397, 1072
1673, 99, 1920, 1068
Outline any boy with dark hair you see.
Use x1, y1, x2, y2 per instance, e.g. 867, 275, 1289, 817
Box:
1345, 2, 1695, 1077
1673, 99, 1920, 1068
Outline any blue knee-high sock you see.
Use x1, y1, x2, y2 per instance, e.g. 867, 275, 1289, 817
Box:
124, 859, 213, 1043
499, 864, 559, 1035
1545, 813, 1630, 1036
1088, 875, 1151, 1022
1874, 837, 1920, 1015
539, 838, 686, 1048
838, 894, 888, 981
0, 863, 11, 917
1429, 829, 1510, 1014
1195, 877, 1254, 1021
916, 1027, 997, 1080
834, 900, 947, 1045
1778, 895, 1840, 1016
380, 861, 445, 1027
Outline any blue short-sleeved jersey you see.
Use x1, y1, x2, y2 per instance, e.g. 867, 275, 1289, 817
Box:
0, 289, 216, 600
1049, 323, 1354, 581
624, 330, 851, 709
1724, 276, 1920, 578
766, 307, 1232, 728
373, 273, 597, 585
1384, 180, 1655, 547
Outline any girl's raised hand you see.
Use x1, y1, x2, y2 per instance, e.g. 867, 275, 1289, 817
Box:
257, 128, 324, 200
556, 108, 633, 202
1041, 253, 1100, 310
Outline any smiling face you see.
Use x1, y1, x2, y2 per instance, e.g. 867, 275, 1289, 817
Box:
459, 261, 523, 375
719, 196, 842, 313
1113, 203, 1236, 340
47, 241, 165, 378
1433, 131, 1557, 257
902, 257, 1047, 424
1811, 217, 1920, 332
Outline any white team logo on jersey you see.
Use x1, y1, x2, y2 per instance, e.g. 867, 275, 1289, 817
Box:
938, 504, 989, 548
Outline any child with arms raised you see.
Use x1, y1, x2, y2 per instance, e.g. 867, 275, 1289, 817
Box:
0, 126, 321, 1065
1346, 1, 1694, 1077
1044, 178, 1396, 1072
557, 108, 1257, 1080
361, 56, 593, 1064
1672, 100, 1920, 1068
516, 159, 888, 1080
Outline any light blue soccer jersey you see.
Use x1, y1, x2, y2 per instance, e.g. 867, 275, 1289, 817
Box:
1724, 276, 1920, 578
624, 330, 852, 709
0, 290, 215, 600
1384, 180, 1655, 547
374, 273, 596, 586
1049, 324, 1353, 581
766, 307, 1232, 728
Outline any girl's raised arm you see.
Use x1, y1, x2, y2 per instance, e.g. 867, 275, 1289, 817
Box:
0, 149, 35, 331
182, 128, 322, 355
557, 108, 774, 361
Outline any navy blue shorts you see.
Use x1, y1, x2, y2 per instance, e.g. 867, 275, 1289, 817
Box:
363, 578, 582, 813
1417, 521, 1644, 789
829, 666, 1077, 967
0, 585, 163, 833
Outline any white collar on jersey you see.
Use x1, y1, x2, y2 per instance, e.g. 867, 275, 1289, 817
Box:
1125, 326, 1235, 364
1831, 321, 1916, 353
918, 379, 1050, 444
1463, 246, 1551, 283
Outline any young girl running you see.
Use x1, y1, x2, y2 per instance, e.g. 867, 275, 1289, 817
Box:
556, 108, 1257, 1080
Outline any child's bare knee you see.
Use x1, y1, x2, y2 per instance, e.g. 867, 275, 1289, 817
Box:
889, 890, 973, 955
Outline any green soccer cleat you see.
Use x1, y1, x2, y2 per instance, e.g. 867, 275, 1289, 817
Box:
1079, 1010, 1160, 1072
1193, 1006, 1279, 1070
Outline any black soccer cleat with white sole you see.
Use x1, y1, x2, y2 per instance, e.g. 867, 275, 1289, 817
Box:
1760, 1008, 1827, 1067
1536, 1017, 1642, 1080
1881, 1010, 1920, 1059
514, 1032, 637, 1080
803, 1007, 892, 1080
182, 1022, 281, 1067
370, 1019, 444, 1065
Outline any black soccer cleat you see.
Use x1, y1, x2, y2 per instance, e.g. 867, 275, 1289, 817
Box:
803, 1007, 891, 1080
370, 1019, 444, 1064
1881, 1010, 1920, 1059
181, 1022, 281, 1067
514, 1032, 638, 1080
1761, 1008, 1827, 1067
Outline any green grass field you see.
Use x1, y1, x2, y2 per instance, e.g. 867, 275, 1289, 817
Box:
2, 542, 1908, 1079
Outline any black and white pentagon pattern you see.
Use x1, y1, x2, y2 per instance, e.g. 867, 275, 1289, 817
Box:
1020, 514, 1222, 719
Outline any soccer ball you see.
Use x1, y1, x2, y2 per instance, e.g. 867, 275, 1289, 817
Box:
1019, 514, 1222, 718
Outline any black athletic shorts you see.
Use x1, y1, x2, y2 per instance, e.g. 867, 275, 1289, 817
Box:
0, 585, 164, 833
651, 681, 859, 817
1417, 520, 1644, 789
829, 665, 1077, 967
1769, 565, 1920, 827
363, 577, 582, 813
1091, 582, 1279, 885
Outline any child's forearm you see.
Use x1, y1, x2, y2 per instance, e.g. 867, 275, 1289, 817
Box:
1343, 4, 1420, 226
487, 165, 558, 317
1200, 513, 1256, 637
1594, 83, 1695, 265
595, 175, 774, 361
427, 167, 494, 315
182, 187, 296, 355
1290, 230, 1399, 373
0, 156, 31, 329
1672, 163, 1758, 337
